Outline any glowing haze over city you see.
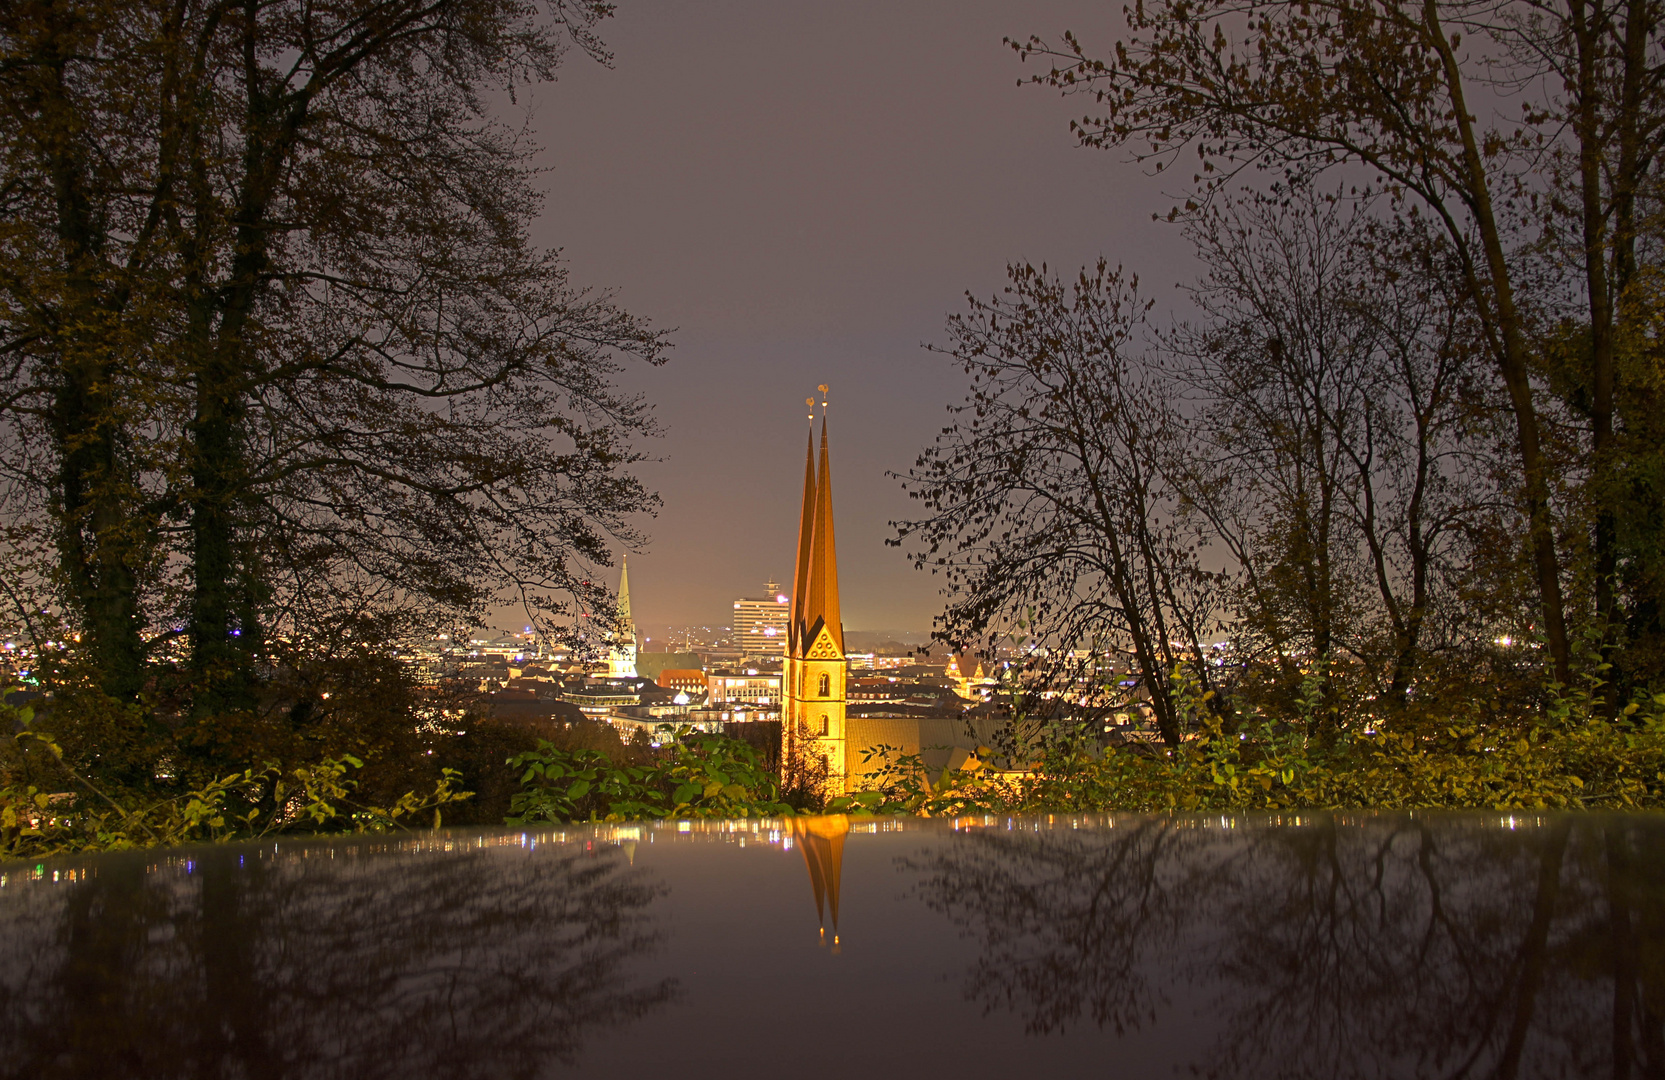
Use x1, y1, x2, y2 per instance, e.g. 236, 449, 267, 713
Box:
521, 0, 1192, 634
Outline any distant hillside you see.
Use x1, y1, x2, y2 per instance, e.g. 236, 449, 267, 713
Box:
845, 630, 933, 654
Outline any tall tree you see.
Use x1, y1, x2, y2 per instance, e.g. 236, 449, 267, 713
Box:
0, 0, 664, 716
1172, 189, 1493, 712
895, 262, 1224, 746
1013, 0, 1611, 681
0, 0, 175, 702
1503, 0, 1665, 685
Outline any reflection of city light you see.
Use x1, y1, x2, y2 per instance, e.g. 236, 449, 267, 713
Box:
776, 594, 788, 603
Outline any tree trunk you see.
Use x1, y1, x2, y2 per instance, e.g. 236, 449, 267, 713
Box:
37, 15, 148, 702
1570, 0, 1620, 670
1425, 0, 1572, 683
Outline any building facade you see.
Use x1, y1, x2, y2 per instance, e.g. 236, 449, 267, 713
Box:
656, 668, 710, 697
733, 581, 790, 657
707, 671, 781, 706
783, 411, 850, 793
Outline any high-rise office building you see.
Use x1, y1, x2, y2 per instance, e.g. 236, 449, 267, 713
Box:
732, 580, 789, 657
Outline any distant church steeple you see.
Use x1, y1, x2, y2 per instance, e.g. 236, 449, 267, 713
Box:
784, 387, 848, 792
607, 556, 638, 679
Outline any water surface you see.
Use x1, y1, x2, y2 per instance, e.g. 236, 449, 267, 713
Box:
1, 812, 1655, 1078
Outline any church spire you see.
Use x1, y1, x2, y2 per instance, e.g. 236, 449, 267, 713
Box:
617, 555, 633, 633
802, 410, 843, 653
607, 555, 639, 679
790, 404, 817, 650
783, 386, 848, 795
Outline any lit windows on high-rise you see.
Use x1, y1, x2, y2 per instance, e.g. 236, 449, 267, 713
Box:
733, 580, 789, 658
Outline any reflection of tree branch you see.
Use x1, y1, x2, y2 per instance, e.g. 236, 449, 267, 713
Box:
0, 842, 678, 1079
1605, 825, 1638, 1080
903, 820, 1214, 1036
1415, 822, 1452, 968
907, 815, 1634, 1079
1494, 822, 1570, 1080
1210, 819, 1590, 1080
1563, 822, 1665, 1077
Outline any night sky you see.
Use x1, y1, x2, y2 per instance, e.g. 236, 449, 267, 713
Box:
524, 0, 1197, 635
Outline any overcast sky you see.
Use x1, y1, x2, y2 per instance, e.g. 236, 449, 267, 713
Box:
522, 0, 1198, 635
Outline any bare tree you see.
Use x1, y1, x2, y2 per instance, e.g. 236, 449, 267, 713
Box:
1171, 189, 1496, 716
895, 261, 1226, 746
1497, 0, 1665, 662
1014, 0, 1595, 680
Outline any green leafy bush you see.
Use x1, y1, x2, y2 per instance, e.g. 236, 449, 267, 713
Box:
1, 690, 471, 859
506, 727, 793, 823
824, 684, 1665, 817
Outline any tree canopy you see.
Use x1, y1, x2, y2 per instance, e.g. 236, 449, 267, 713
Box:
0, 0, 664, 718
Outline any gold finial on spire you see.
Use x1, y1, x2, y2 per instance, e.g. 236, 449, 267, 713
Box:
806, 396, 815, 424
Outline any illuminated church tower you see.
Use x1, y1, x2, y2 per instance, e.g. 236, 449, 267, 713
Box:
607, 556, 639, 679
784, 390, 849, 794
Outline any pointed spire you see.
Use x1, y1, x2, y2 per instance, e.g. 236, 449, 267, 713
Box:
617, 556, 634, 633
791, 417, 817, 651
804, 413, 844, 653
607, 555, 639, 678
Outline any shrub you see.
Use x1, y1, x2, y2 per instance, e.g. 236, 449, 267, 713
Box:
505, 727, 793, 823
1, 689, 472, 859
823, 686, 1665, 816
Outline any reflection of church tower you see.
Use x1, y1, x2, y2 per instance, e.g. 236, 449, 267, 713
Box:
607, 556, 639, 679
784, 392, 848, 794
789, 815, 848, 951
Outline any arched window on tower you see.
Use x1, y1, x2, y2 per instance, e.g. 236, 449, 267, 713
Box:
819, 714, 829, 736
818, 672, 830, 697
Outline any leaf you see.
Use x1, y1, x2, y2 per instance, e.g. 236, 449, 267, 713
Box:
567, 779, 592, 799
